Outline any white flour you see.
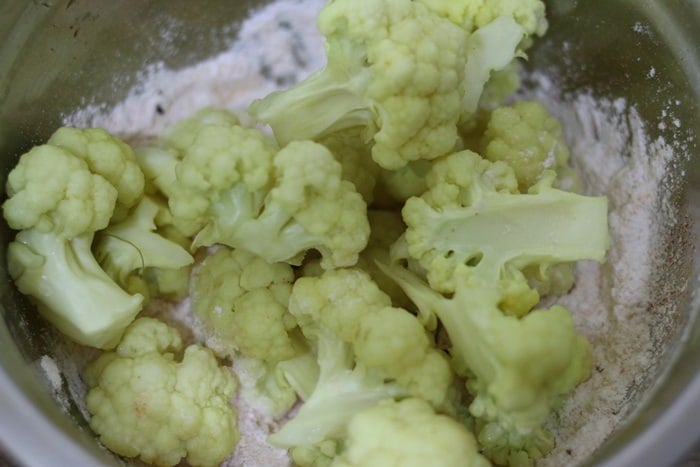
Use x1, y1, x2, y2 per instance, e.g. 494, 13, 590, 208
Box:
65, 0, 327, 142
57, 1, 688, 466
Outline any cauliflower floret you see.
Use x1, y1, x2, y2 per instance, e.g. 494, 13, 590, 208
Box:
332, 398, 490, 467
139, 109, 370, 269
379, 262, 591, 466
191, 247, 299, 362
269, 268, 453, 452
2, 138, 143, 349
289, 268, 391, 342
250, 0, 469, 170
372, 160, 432, 208
83, 317, 239, 467
480, 100, 579, 192
399, 150, 608, 295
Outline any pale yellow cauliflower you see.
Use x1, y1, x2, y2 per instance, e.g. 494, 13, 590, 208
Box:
191, 247, 300, 362
332, 398, 490, 467
83, 317, 239, 467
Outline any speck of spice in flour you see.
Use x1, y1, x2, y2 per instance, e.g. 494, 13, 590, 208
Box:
57, 1, 686, 466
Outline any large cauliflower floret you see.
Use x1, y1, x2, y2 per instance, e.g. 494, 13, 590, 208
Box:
2, 140, 143, 349
268, 268, 453, 452
138, 109, 370, 269
84, 317, 239, 467
379, 262, 591, 466
191, 247, 299, 362
480, 100, 579, 192
400, 150, 608, 295
3, 145, 117, 237
332, 398, 490, 467
250, 0, 469, 170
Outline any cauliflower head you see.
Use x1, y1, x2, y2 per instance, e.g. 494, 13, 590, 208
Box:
480, 100, 578, 192
142, 109, 370, 269
269, 268, 453, 450
2, 139, 143, 349
191, 247, 299, 362
332, 398, 490, 467
250, 0, 469, 170
379, 262, 591, 465
400, 150, 608, 294
84, 317, 239, 467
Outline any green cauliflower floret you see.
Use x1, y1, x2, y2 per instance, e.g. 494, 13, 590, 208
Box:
399, 150, 609, 296
269, 268, 453, 452
250, 0, 469, 170
84, 317, 239, 467
356, 210, 413, 312
318, 128, 380, 205
94, 195, 194, 300
478, 60, 522, 111
372, 160, 432, 208
379, 262, 591, 466
332, 398, 490, 467
139, 109, 370, 269
191, 247, 301, 362
2, 137, 144, 349
47, 127, 145, 221
480, 100, 579, 192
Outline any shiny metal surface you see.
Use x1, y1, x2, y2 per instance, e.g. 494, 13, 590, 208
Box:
0, 1, 698, 466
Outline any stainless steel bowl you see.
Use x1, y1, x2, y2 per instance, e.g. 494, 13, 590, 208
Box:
0, 1, 698, 466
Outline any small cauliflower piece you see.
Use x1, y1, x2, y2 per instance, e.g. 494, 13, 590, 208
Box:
94, 195, 194, 300
480, 100, 578, 192
372, 160, 432, 208
191, 247, 300, 362
84, 317, 239, 467
332, 398, 490, 467
289, 267, 392, 343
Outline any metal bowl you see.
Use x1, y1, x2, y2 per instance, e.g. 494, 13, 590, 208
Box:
0, 1, 698, 466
